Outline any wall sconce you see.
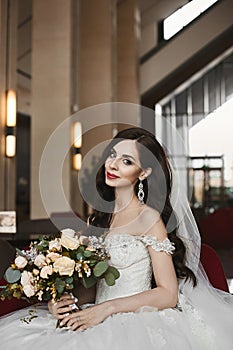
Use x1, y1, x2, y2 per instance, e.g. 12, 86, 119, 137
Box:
72, 122, 82, 170
5, 135, 16, 157
5, 89, 17, 157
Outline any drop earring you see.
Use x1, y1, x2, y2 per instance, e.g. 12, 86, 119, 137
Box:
138, 179, 144, 205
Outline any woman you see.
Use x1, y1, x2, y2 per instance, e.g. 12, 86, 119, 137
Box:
1, 127, 233, 349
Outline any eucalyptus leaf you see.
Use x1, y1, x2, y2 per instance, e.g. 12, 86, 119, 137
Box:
55, 279, 66, 294
16, 248, 25, 257
107, 266, 120, 279
76, 252, 83, 260
104, 271, 115, 286
83, 250, 92, 258
5, 267, 21, 283
93, 261, 108, 277
65, 277, 73, 284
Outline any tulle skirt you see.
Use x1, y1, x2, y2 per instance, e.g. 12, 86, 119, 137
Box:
1, 281, 233, 350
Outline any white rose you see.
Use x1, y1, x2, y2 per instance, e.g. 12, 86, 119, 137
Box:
40, 265, 53, 279
49, 239, 62, 252
53, 256, 75, 276
15, 256, 28, 269
23, 284, 36, 298
79, 235, 89, 246
61, 229, 79, 250
47, 252, 60, 262
34, 254, 46, 268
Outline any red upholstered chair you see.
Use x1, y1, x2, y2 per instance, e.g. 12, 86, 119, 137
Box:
200, 243, 229, 292
0, 279, 30, 317
0, 240, 30, 317
199, 207, 233, 249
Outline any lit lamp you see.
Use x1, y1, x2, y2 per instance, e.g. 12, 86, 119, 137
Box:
5, 89, 17, 157
72, 122, 82, 170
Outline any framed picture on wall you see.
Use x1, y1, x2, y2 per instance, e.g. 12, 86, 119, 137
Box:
0, 211, 16, 233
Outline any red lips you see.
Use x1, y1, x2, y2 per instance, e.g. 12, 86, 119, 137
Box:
106, 171, 120, 179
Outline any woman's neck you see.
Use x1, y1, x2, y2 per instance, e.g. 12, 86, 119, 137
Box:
114, 187, 139, 212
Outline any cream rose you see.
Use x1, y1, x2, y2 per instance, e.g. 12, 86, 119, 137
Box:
53, 256, 75, 276
23, 284, 36, 298
61, 228, 76, 238
34, 254, 46, 268
15, 256, 28, 269
21, 270, 33, 286
40, 265, 53, 279
61, 228, 79, 250
49, 239, 62, 252
21, 271, 35, 297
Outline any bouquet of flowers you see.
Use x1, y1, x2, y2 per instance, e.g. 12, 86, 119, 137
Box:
0, 228, 119, 304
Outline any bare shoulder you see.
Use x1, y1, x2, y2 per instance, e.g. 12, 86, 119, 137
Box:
140, 205, 160, 223
140, 206, 167, 240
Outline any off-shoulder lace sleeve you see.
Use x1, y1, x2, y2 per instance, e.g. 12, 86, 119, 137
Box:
139, 236, 175, 255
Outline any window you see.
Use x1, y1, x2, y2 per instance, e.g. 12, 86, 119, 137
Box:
163, 0, 218, 40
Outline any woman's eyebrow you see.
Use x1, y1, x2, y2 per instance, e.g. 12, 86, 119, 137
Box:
112, 147, 136, 161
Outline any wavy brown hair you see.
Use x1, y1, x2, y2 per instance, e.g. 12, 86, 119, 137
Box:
87, 127, 197, 287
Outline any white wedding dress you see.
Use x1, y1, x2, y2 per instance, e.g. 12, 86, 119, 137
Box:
0, 233, 233, 350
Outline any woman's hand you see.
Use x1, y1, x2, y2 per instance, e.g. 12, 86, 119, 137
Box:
48, 294, 79, 320
58, 302, 113, 332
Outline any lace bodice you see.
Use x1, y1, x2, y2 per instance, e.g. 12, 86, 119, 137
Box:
95, 234, 175, 304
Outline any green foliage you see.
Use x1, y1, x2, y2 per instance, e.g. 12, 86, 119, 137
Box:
5, 267, 21, 283
55, 278, 66, 294
83, 250, 92, 258
16, 248, 25, 257
107, 266, 120, 279
93, 261, 108, 277
104, 271, 116, 286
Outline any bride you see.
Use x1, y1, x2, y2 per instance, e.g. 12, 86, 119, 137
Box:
0, 127, 233, 349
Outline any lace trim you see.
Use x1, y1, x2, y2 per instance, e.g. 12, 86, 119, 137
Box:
139, 236, 175, 255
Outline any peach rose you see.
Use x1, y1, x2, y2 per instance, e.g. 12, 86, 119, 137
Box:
33, 268, 40, 276
53, 256, 75, 276
49, 239, 62, 252
15, 256, 28, 269
47, 252, 60, 262
34, 254, 46, 268
40, 265, 53, 279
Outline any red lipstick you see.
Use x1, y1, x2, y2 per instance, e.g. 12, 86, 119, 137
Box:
106, 171, 119, 179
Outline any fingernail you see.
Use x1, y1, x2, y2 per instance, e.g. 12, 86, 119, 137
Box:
60, 321, 63, 326
74, 297, 79, 303
65, 313, 70, 316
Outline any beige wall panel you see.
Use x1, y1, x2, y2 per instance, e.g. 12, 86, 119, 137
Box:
31, 0, 71, 219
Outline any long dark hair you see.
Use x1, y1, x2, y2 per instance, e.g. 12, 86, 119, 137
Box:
88, 127, 197, 287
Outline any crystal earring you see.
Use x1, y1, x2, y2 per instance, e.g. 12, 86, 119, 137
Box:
138, 179, 144, 205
